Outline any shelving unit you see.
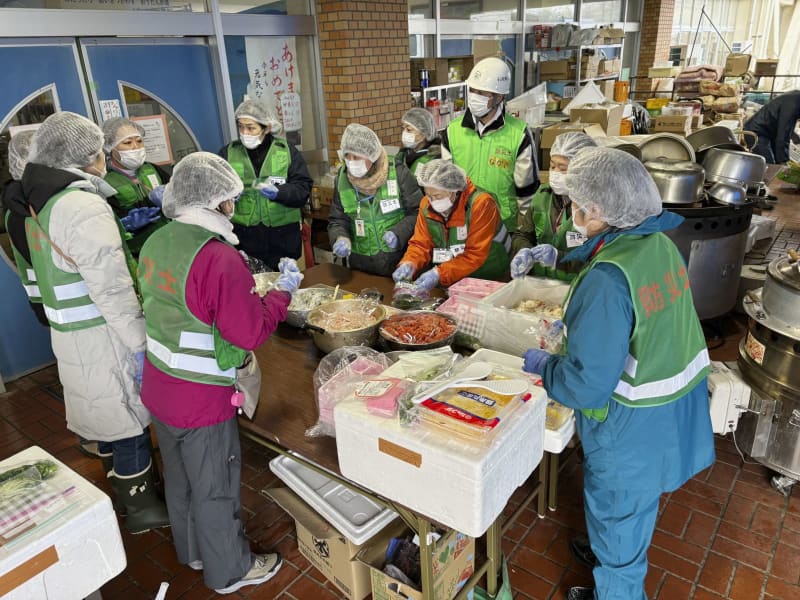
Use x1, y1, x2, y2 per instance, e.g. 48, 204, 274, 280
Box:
421, 81, 468, 131
539, 42, 624, 87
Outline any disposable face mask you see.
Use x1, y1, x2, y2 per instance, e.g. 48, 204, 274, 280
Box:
468, 92, 491, 118
240, 134, 262, 150
346, 159, 369, 178
573, 222, 589, 237
401, 130, 419, 148
117, 148, 146, 171
549, 171, 568, 195
430, 197, 453, 214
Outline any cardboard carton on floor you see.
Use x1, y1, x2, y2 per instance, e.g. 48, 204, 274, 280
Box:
357, 526, 476, 600
653, 115, 692, 135
540, 122, 606, 149
265, 487, 397, 600
724, 53, 751, 77
540, 59, 574, 80
569, 103, 624, 136
754, 59, 778, 77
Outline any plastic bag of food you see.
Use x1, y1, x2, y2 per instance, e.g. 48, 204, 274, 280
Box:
392, 281, 430, 310
306, 346, 390, 437
522, 319, 565, 353
712, 96, 740, 113
352, 377, 413, 418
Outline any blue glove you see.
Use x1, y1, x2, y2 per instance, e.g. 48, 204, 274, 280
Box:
134, 351, 145, 385
333, 237, 352, 258
121, 207, 161, 232
392, 262, 415, 282
383, 231, 399, 249
275, 270, 304, 293
523, 349, 551, 375
148, 185, 166, 207
414, 268, 440, 292
530, 244, 558, 269
258, 182, 279, 200
278, 257, 300, 274
510, 248, 535, 279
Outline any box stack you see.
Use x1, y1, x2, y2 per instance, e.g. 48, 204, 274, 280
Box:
698, 79, 743, 120
569, 102, 625, 136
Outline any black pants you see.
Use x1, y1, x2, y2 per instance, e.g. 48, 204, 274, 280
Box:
234, 222, 302, 271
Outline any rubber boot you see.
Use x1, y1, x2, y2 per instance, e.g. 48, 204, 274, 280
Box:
109, 462, 171, 534
98, 452, 126, 516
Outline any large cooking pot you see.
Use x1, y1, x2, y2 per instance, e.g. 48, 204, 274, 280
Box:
638, 133, 695, 163
305, 299, 386, 354
644, 159, 705, 204
761, 257, 800, 332
285, 286, 344, 328
702, 147, 766, 190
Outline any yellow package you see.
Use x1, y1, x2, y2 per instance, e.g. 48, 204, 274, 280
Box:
420, 385, 524, 432
546, 399, 573, 430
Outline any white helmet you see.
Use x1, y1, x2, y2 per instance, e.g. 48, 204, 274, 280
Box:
467, 56, 511, 95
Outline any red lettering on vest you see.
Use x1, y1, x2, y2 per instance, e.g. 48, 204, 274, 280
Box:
638, 283, 665, 317
157, 268, 177, 295
664, 272, 682, 303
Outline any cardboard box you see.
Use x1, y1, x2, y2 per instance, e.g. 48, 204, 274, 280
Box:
754, 59, 778, 77
540, 59, 574, 80
598, 58, 621, 75
473, 39, 503, 61
724, 53, 751, 77
653, 114, 692, 135
539, 122, 606, 149
265, 487, 392, 600
410, 58, 449, 88
569, 103, 624, 136
599, 79, 616, 102
358, 526, 475, 600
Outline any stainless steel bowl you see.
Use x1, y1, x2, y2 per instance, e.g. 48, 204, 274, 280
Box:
378, 310, 458, 351
707, 181, 748, 206
644, 159, 705, 204
638, 133, 696, 163
305, 299, 386, 354
702, 147, 766, 190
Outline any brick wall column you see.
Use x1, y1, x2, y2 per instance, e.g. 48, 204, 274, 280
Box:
316, 0, 411, 156
636, 0, 675, 94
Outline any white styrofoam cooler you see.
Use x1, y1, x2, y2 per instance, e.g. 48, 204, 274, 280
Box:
0, 446, 126, 600
269, 455, 397, 545
708, 361, 751, 434
334, 351, 547, 537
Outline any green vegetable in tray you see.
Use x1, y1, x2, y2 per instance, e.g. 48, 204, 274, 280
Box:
0, 460, 58, 483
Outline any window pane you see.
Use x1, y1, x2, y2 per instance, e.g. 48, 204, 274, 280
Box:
218, 0, 311, 15
0, 0, 206, 12
409, 34, 435, 58
1, 88, 58, 182
525, 1, 576, 24
580, 0, 622, 24
440, 0, 517, 21
408, 0, 432, 18
441, 36, 518, 95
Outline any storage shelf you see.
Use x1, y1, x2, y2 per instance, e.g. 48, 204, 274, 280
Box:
546, 73, 620, 83
543, 43, 623, 51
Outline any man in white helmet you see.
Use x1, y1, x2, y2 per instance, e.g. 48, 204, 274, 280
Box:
441, 56, 539, 232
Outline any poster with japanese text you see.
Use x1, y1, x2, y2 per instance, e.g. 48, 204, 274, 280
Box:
244, 37, 302, 134
130, 114, 173, 166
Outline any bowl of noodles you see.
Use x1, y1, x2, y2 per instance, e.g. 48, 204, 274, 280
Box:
305, 299, 387, 354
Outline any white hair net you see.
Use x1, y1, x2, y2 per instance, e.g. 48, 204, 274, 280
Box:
340, 123, 382, 162
551, 132, 597, 160
30, 112, 104, 170
416, 159, 467, 192
161, 151, 244, 218
234, 98, 282, 133
102, 117, 146, 153
8, 130, 35, 180
402, 108, 436, 142
566, 147, 662, 229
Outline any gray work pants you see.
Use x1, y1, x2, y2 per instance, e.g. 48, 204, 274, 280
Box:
152, 416, 252, 590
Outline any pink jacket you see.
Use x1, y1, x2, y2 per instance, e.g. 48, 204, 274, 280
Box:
141, 240, 289, 428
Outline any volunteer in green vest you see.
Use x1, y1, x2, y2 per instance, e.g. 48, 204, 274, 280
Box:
396, 107, 441, 175
441, 56, 539, 232
328, 123, 423, 277
392, 159, 510, 290
19, 112, 169, 534
101, 117, 168, 255
219, 98, 313, 270
522, 148, 714, 600
510, 132, 598, 281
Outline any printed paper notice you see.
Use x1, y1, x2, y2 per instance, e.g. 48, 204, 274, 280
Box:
280, 92, 302, 132
130, 114, 173, 166
99, 99, 122, 121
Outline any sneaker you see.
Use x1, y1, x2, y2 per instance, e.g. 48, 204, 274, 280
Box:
187, 560, 203, 571
570, 534, 599, 569
214, 553, 283, 595
566, 586, 595, 600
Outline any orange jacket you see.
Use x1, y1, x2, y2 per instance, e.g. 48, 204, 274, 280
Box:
400, 179, 502, 287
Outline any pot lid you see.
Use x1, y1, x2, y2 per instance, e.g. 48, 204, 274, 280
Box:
768, 257, 800, 292
644, 159, 704, 173
638, 133, 696, 162
743, 288, 800, 342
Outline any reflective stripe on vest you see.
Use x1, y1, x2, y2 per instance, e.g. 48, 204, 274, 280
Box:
27, 268, 36, 281
24, 284, 41, 298
5, 212, 43, 302
146, 334, 236, 379
44, 303, 102, 325
613, 347, 710, 402
53, 281, 90, 301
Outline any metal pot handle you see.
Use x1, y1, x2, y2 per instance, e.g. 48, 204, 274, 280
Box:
741, 130, 758, 151
303, 323, 327, 335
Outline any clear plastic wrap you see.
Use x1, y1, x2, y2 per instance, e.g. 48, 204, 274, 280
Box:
378, 312, 458, 348
391, 281, 434, 310
306, 346, 390, 437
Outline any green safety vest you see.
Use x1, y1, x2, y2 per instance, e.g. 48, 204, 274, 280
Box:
530, 186, 577, 281
338, 161, 404, 257
227, 139, 299, 228
423, 188, 511, 281
564, 233, 710, 420
396, 148, 434, 176
447, 113, 527, 232
138, 221, 246, 386
5, 211, 42, 303
105, 165, 167, 256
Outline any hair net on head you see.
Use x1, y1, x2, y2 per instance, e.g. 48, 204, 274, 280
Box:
8, 130, 35, 180
566, 147, 662, 229
402, 108, 436, 142
101, 117, 146, 153
161, 151, 244, 219
30, 112, 104, 170
234, 98, 282, 133
416, 159, 467, 192
551, 132, 598, 160
340, 123, 382, 163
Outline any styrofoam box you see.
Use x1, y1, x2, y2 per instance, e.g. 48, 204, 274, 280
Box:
335, 351, 547, 537
708, 361, 751, 435
269, 455, 397, 545
0, 446, 126, 600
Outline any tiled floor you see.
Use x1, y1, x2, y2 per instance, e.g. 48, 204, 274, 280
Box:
1, 180, 799, 599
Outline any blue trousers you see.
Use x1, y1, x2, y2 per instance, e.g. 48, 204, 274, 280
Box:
97, 427, 152, 476
585, 486, 660, 600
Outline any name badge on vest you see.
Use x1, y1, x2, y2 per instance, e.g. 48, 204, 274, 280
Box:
355, 219, 366, 237
432, 248, 451, 264
450, 244, 466, 257
380, 198, 400, 214
456, 226, 467, 241
386, 179, 398, 197
566, 231, 587, 248
146, 174, 160, 188
268, 176, 286, 186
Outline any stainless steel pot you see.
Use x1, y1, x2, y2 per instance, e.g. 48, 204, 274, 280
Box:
707, 181, 748, 206
305, 299, 386, 354
644, 159, 705, 204
702, 147, 766, 189
762, 257, 800, 331
638, 133, 696, 163
687, 125, 757, 155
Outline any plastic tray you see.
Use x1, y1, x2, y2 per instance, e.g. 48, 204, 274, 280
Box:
268, 455, 397, 545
